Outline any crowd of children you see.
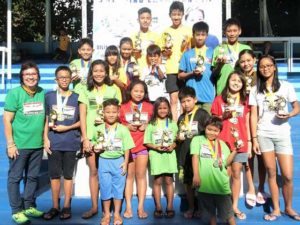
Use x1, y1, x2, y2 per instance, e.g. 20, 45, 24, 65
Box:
3, 1, 300, 225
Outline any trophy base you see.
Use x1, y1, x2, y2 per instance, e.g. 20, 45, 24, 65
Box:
48, 122, 54, 128
277, 110, 288, 116
132, 121, 142, 126
95, 119, 104, 125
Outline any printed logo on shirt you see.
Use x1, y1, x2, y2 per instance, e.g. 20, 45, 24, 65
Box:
200, 144, 213, 159
52, 105, 76, 120
23, 102, 44, 115
88, 97, 97, 107
221, 104, 244, 117
106, 138, 122, 152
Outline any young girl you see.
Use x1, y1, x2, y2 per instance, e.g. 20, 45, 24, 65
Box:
211, 71, 253, 220
78, 59, 122, 219
237, 50, 268, 205
144, 97, 178, 218
250, 55, 300, 221
120, 80, 153, 219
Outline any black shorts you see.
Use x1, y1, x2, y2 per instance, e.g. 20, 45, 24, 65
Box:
48, 151, 77, 180
198, 192, 234, 222
183, 154, 193, 185
165, 73, 185, 93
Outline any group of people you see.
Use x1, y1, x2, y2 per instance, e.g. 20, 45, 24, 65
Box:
3, 1, 300, 225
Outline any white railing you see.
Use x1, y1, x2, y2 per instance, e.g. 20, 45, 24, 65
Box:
0, 46, 7, 90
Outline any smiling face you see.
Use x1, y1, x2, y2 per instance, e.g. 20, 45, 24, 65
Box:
258, 57, 276, 80
157, 101, 170, 119
170, 9, 183, 28
120, 42, 133, 60
103, 105, 119, 125
239, 53, 256, 74
107, 54, 118, 66
22, 68, 39, 88
138, 12, 152, 31
228, 73, 243, 94
131, 83, 145, 103
56, 69, 71, 91
205, 124, 221, 141
225, 24, 241, 45
92, 64, 107, 85
78, 43, 93, 61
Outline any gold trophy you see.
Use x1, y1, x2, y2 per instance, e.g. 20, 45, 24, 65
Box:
181, 35, 189, 52
195, 55, 206, 74
134, 34, 142, 52
227, 94, 237, 124
161, 130, 171, 149
70, 64, 79, 79
132, 106, 142, 126
178, 120, 188, 141
133, 64, 139, 77
94, 131, 106, 153
275, 95, 287, 115
245, 76, 253, 94
217, 45, 227, 62
95, 105, 104, 125
163, 32, 173, 50
231, 127, 244, 149
49, 109, 58, 128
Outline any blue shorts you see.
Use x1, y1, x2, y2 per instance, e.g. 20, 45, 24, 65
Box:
98, 157, 126, 200
258, 135, 293, 155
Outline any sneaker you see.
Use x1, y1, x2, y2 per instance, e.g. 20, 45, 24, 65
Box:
12, 212, 30, 225
24, 207, 44, 218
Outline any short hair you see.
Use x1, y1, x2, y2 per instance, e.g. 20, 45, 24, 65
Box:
224, 18, 241, 31
125, 79, 149, 103
192, 21, 209, 34
146, 44, 161, 56
119, 37, 133, 48
19, 61, 40, 85
138, 7, 151, 16
78, 38, 93, 49
178, 86, 196, 100
169, 1, 184, 15
205, 116, 223, 131
55, 65, 71, 77
103, 98, 119, 109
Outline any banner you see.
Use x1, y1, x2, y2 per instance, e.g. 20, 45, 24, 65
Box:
93, 0, 222, 59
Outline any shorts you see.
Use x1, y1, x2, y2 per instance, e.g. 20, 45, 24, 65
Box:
183, 154, 193, 185
258, 135, 293, 155
48, 150, 77, 180
130, 149, 148, 160
198, 192, 234, 222
232, 152, 248, 164
98, 157, 126, 200
165, 73, 185, 93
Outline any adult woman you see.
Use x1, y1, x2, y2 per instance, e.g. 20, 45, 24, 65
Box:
3, 61, 45, 224
249, 55, 300, 221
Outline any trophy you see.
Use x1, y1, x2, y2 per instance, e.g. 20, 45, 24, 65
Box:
134, 34, 142, 52
217, 45, 227, 62
245, 76, 253, 94
127, 62, 140, 80
163, 32, 173, 50
70, 64, 79, 78
275, 95, 287, 115
195, 55, 206, 74
178, 120, 188, 141
181, 35, 189, 52
49, 109, 58, 128
95, 105, 104, 125
161, 130, 172, 149
94, 130, 106, 153
226, 94, 237, 124
132, 106, 142, 126
231, 127, 244, 150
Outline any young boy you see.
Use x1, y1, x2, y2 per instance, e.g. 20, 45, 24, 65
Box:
161, 1, 192, 120
140, 44, 168, 102
211, 18, 251, 95
131, 7, 160, 71
43, 66, 81, 220
177, 86, 210, 219
191, 116, 237, 225
92, 98, 135, 225
179, 21, 215, 113
69, 38, 94, 94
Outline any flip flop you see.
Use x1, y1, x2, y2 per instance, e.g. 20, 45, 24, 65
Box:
234, 211, 247, 220
123, 210, 133, 219
256, 192, 266, 205
81, 210, 98, 219
245, 192, 257, 207
285, 212, 300, 221
137, 210, 148, 219
264, 213, 280, 221
113, 215, 123, 225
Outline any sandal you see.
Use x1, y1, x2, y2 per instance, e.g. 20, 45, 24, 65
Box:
234, 211, 247, 220
183, 209, 193, 219
137, 210, 148, 219
264, 213, 280, 221
153, 209, 163, 218
123, 209, 133, 219
285, 211, 300, 221
101, 215, 111, 225
113, 215, 123, 225
43, 208, 60, 220
245, 192, 257, 207
165, 209, 175, 218
81, 209, 98, 219
59, 207, 71, 220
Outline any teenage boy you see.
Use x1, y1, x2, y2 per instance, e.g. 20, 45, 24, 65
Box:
191, 116, 237, 225
92, 98, 135, 225
179, 21, 215, 113
161, 1, 192, 121
43, 66, 81, 220
131, 7, 160, 71
211, 18, 251, 95
177, 86, 210, 219
69, 38, 94, 94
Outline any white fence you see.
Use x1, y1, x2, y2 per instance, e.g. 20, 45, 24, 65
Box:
0, 46, 7, 90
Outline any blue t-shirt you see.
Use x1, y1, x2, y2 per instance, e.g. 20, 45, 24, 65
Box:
45, 91, 81, 151
179, 47, 215, 103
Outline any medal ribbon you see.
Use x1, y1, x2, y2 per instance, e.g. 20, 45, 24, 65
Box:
184, 106, 198, 133
208, 139, 222, 164
226, 42, 239, 64
104, 124, 118, 148
56, 90, 70, 115
157, 118, 169, 129
131, 101, 143, 113
94, 84, 107, 105
81, 59, 91, 80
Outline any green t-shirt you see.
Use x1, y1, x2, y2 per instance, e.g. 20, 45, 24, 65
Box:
92, 123, 135, 158
78, 84, 122, 139
212, 43, 251, 95
144, 119, 178, 175
4, 86, 45, 149
69, 59, 91, 94
190, 135, 231, 195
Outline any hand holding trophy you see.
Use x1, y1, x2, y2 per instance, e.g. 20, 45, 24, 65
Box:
162, 32, 173, 58
161, 130, 172, 150
231, 127, 244, 150
49, 109, 58, 128
93, 130, 106, 153
275, 95, 288, 116
217, 45, 228, 64
194, 55, 206, 75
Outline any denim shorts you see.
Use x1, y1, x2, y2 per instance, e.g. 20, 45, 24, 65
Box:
258, 135, 293, 155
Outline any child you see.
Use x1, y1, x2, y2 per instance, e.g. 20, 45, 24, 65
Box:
53, 28, 70, 62
131, 7, 160, 71
177, 86, 210, 219
120, 80, 153, 219
92, 98, 135, 225
69, 38, 94, 94
161, 1, 192, 120
237, 49, 268, 205
211, 71, 253, 220
144, 97, 178, 218
78, 60, 122, 219
250, 55, 300, 221
140, 44, 168, 102
211, 18, 251, 95
191, 116, 236, 225
43, 66, 81, 220
179, 21, 215, 113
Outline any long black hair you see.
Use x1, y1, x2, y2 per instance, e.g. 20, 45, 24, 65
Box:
124, 79, 149, 103
104, 45, 121, 75
149, 97, 173, 125
87, 59, 112, 91
256, 54, 280, 94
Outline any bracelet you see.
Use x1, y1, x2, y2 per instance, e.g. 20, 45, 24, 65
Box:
7, 140, 15, 145
252, 136, 257, 139
7, 144, 16, 149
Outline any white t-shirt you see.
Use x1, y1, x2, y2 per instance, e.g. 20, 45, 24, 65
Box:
140, 65, 168, 102
249, 80, 297, 138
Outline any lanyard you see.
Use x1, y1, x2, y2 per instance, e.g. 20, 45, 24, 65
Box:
195, 46, 207, 59
226, 42, 239, 63
157, 118, 169, 129
207, 139, 222, 160
131, 102, 143, 113
105, 124, 118, 145
81, 59, 91, 80
56, 90, 70, 114
93, 85, 106, 105
184, 106, 198, 132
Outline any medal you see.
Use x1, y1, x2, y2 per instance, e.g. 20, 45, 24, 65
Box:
208, 139, 223, 169
56, 90, 71, 122
183, 106, 198, 139
57, 113, 64, 121
213, 159, 219, 168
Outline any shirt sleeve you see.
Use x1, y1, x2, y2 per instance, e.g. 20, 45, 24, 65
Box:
4, 89, 18, 112
190, 136, 201, 155
78, 88, 88, 105
144, 124, 153, 144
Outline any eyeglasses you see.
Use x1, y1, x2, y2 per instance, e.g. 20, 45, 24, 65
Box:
259, 64, 274, 70
23, 73, 38, 77
56, 76, 71, 81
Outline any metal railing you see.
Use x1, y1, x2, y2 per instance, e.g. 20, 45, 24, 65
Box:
0, 46, 7, 90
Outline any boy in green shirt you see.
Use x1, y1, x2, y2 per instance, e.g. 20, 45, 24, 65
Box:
211, 18, 251, 95
92, 98, 135, 225
191, 116, 237, 225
